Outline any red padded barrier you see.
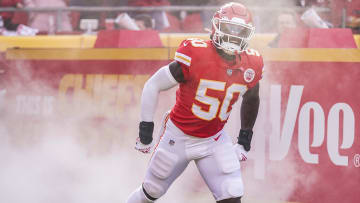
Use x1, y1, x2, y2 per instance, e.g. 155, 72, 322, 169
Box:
279, 28, 357, 48
182, 13, 205, 33
94, 30, 163, 48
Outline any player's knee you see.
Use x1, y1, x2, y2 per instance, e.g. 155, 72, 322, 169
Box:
149, 148, 178, 179
221, 178, 244, 199
143, 148, 179, 199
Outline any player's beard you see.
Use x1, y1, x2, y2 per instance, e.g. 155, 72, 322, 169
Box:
220, 36, 248, 55
221, 42, 238, 55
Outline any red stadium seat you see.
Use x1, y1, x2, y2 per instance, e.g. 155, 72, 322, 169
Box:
181, 13, 205, 33
11, 11, 28, 25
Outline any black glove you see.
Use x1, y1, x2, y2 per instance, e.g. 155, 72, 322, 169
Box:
139, 121, 154, 145
237, 129, 253, 152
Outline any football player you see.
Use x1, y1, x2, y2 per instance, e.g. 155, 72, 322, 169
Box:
127, 2, 263, 203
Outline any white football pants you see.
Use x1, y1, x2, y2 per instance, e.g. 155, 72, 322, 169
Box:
127, 113, 244, 202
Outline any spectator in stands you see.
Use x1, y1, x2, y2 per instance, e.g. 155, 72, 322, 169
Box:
0, 0, 24, 31
115, 12, 154, 30
297, 0, 330, 8
331, 0, 360, 32
24, 0, 72, 33
297, 0, 332, 27
268, 11, 299, 48
347, 11, 360, 34
128, 0, 171, 30
170, 0, 209, 33
345, 1, 360, 34
69, 0, 105, 30
133, 14, 155, 30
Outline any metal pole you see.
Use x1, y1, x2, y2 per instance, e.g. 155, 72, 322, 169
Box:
341, 7, 347, 28
56, 10, 62, 32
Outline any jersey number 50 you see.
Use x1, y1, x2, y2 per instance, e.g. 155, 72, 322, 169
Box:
192, 79, 247, 121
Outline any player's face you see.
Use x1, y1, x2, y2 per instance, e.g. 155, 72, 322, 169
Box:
211, 3, 255, 54
218, 21, 253, 50
220, 22, 252, 39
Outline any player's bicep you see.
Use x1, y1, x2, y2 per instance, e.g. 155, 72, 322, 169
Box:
169, 61, 185, 83
146, 65, 178, 91
140, 65, 178, 122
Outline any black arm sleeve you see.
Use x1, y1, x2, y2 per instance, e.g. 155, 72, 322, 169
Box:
238, 83, 260, 151
169, 61, 185, 83
241, 83, 260, 130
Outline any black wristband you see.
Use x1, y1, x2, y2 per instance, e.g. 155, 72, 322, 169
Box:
139, 121, 154, 145
237, 129, 253, 152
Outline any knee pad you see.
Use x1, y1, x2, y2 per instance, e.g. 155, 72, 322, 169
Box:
144, 148, 178, 198
149, 148, 178, 179
142, 180, 165, 199
221, 178, 244, 199
213, 143, 240, 173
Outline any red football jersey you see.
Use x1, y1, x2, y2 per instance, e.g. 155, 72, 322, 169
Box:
170, 38, 264, 138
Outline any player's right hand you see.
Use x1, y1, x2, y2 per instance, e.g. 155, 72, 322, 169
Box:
136, 121, 154, 154
135, 137, 153, 154
233, 144, 248, 161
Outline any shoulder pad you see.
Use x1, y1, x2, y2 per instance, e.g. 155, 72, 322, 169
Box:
174, 38, 209, 67
244, 48, 261, 57
245, 48, 263, 68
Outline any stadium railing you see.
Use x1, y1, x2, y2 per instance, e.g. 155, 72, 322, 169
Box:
0, 6, 332, 32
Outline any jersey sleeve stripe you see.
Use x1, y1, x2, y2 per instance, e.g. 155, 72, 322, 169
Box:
175, 52, 191, 66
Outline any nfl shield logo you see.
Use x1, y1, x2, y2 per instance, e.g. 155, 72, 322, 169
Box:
226, 69, 233, 76
169, 140, 175, 146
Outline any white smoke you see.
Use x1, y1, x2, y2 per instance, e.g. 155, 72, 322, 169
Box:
0, 63, 306, 203
0, 78, 214, 203
0, 1, 316, 202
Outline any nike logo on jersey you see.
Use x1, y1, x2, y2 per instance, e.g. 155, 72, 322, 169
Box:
214, 134, 222, 141
183, 42, 188, 46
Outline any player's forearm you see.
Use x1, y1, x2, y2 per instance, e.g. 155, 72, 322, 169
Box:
240, 84, 260, 130
241, 95, 259, 129
238, 86, 259, 152
140, 65, 178, 122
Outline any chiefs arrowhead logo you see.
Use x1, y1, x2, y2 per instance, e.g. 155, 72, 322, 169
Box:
244, 68, 255, 83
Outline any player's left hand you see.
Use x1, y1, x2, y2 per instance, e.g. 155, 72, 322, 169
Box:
135, 137, 153, 154
233, 144, 248, 161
